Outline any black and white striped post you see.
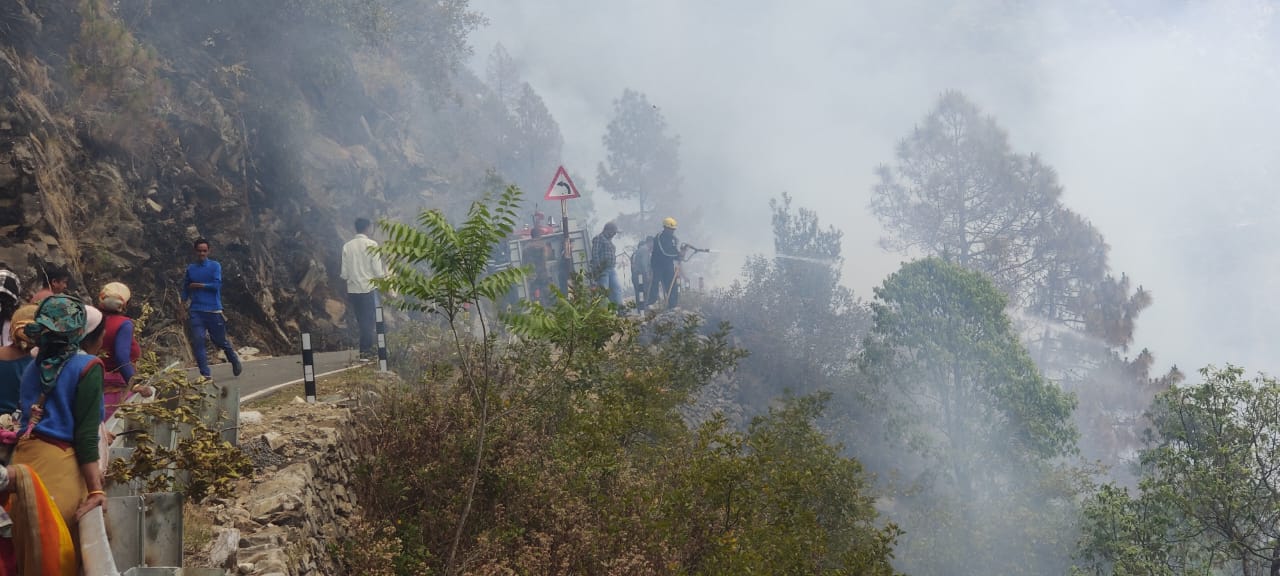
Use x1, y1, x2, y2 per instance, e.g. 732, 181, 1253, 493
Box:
301, 332, 316, 403
375, 303, 389, 372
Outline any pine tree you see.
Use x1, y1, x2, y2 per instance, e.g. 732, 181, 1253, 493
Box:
597, 89, 682, 232
485, 43, 520, 113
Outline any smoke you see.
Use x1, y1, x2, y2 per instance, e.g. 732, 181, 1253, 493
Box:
1031, 1, 1280, 377
464, 0, 1280, 378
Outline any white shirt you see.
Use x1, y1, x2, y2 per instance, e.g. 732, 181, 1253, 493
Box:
340, 234, 387, 294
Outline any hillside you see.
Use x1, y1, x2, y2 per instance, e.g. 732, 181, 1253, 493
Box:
0, 0, 542, 355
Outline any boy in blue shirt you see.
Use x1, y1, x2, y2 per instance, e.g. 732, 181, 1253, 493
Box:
182, 238, 242, 378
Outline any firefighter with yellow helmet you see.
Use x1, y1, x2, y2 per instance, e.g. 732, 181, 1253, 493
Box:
646, 217, 683, 309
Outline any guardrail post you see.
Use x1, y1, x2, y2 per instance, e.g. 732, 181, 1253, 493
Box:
142, 492, 184, 568
376, 304, 388, 373
302, 332, 316, 403
217, 381, 239, 446
106, 495, 144, 571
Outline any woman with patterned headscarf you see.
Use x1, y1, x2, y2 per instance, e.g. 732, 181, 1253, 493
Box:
0, 269, 21, 348
12, 295, 106, 548
98, 282, 146, 420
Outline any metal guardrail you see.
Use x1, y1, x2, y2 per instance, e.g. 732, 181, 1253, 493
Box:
105, 346, 356, 575
103, 376, 236, 576
123, 569, 227, 576
142, 492, 184, 568
106, 495, 143, 569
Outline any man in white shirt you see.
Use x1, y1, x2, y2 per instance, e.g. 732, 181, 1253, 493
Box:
340, 218, 387, 360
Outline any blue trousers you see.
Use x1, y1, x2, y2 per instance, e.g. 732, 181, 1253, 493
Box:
349, 291, 378, 355
596, 268, 623, 308
189, 310, 239, 377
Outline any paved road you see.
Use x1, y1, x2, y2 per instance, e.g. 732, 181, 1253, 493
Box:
184, 350, 370, 400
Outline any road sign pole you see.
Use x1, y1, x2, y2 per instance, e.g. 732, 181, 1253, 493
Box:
301, 332, 316, 403
560, 199, 570, 294
544, 165, 581, 296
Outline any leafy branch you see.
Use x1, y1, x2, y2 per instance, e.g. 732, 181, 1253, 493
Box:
372, 185, 526, 576
105, 350, 252, 502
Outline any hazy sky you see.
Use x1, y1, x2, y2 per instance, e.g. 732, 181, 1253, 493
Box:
467, 0, 1280, 378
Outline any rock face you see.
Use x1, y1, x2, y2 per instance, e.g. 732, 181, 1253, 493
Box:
0, 0, 492, 356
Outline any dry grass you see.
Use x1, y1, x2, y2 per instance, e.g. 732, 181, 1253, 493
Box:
182, 501, 217, 567
243, 365, 377, 411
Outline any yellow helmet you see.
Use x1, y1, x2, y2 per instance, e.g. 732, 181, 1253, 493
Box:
663, 217, 678, 230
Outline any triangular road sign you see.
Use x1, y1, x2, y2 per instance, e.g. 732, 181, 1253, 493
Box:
544, 165, 581, 201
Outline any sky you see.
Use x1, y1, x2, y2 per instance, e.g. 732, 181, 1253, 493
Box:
466, 0, 1280, 378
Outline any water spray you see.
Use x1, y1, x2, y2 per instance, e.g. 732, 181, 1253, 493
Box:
691, 247, 837, 266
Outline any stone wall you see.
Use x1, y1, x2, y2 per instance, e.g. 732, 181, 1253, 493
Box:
202, 394, 371, 575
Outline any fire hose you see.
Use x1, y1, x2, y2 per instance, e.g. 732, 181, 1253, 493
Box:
662, 244, 710, 305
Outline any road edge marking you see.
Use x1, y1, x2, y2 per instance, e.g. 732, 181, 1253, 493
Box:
241, 362, 371, 404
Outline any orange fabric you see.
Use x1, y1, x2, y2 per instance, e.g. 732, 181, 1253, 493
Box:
6, 464, 75, 576
27, 291, 51, 306
9, 438, 83, 574
11, 437, 84, 529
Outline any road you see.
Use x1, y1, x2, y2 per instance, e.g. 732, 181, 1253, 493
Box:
183, 350, 370, 401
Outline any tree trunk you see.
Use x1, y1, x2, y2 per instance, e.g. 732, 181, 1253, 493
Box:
443, 322, 491, 576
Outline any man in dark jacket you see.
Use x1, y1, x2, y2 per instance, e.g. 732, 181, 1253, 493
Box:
647, 217, 683, 309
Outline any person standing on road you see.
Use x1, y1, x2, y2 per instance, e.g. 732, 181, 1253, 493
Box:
524, 227, 555, 307
647, 217, 683, 309
590, 222, 622, 309
631, 236, 653, 312
341, 218, 388, 360
181, 238, 242, 379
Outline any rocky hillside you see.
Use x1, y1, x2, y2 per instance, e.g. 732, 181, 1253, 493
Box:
0, 0, 545, 355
